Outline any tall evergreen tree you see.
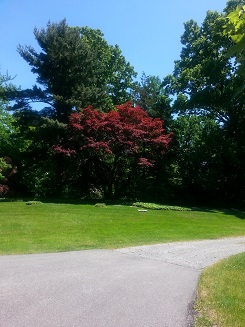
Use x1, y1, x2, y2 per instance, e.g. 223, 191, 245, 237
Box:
13, 19, 137, 122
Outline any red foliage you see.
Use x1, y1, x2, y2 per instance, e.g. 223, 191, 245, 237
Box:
54, 102, 173, 167
138, 158, 155, 167
52, 146, 76, 157
52, 102, 173, 198
0, 184, 9, 196
0, 157, 17, 196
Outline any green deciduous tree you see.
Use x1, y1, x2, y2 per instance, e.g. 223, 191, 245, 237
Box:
0, 106, 15, 157
0, 72, 19, 195
11, 109, 67, 197
224, 1, 245, 79
163, 0, 245, 204
0, 71, 19, 156
170, 114, 225, 202
0, 72, 16, 156
132, 73, 172, 128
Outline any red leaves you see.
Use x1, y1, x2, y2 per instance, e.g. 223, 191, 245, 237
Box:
52, 102, 173, 198
52, 146, 76, 157
54, 102, 173, 164
0, 157, 17, 196
0, 184, 9, 196
138, 158, 155, 167
81, 139, 112, 154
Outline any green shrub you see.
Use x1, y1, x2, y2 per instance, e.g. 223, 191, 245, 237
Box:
133, 202, 191, 211
94, 203, 107, 208
26, 201, 43, 205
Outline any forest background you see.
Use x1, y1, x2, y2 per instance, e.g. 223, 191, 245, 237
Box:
1, 0, 245, 207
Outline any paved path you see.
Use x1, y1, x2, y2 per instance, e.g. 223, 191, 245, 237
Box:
0, 237, 245, 327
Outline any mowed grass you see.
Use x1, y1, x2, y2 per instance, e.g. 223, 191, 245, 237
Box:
195, 252, 245, 327
0, 201, 244, 255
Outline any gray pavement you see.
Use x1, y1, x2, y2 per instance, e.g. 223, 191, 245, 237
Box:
0, 236, 245, 327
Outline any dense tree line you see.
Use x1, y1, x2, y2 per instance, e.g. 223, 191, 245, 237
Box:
163, 0, 245, 204
1, 0, 245, 206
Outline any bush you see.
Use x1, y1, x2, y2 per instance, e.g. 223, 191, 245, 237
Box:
133, 202, 191, 211
94, 203, 107, 208
26, 201, 43, 205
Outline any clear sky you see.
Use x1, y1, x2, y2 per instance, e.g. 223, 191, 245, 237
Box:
1, 0, 227, 89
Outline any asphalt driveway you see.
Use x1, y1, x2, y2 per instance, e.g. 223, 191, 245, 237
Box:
1, 236, 245, 327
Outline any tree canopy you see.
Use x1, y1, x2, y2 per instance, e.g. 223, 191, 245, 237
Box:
14, 19, 137, 122
162, 0, 245, 203
132, 73, 172, 129
53, 102, 172, 199
0, 72, 18, 195
224, 2, 245, 79
2, 2, 245, 205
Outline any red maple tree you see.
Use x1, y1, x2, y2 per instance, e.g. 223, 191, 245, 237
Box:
54, 102, 173, 198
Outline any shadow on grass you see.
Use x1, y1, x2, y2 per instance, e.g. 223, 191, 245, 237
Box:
190, 207, 245, 220
0, 197, 133, 206
1, 197, 245, 219
223, 209, 245, 220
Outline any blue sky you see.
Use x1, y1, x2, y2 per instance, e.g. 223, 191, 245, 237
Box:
1, 0, 227, 89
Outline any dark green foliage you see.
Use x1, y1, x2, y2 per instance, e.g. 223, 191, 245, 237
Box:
14, 19, 136, 122
132, 73, 172, 124
0, 73, 18, 158
0, 72, 19, 196
163, 1, 245, 204
3, 2, 245, 205
12, 111, 67, 198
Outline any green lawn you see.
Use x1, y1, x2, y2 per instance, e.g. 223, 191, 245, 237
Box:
0, 201, 244, 254
195, 252, 245, 327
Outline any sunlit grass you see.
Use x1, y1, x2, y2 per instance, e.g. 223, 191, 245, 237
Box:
0, 201, 244, 254
195, 252, 245, 327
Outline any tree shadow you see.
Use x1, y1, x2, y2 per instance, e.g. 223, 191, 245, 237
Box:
1, 197, 245, 219
191, 206, 245, 220
0, 196, 133, 206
